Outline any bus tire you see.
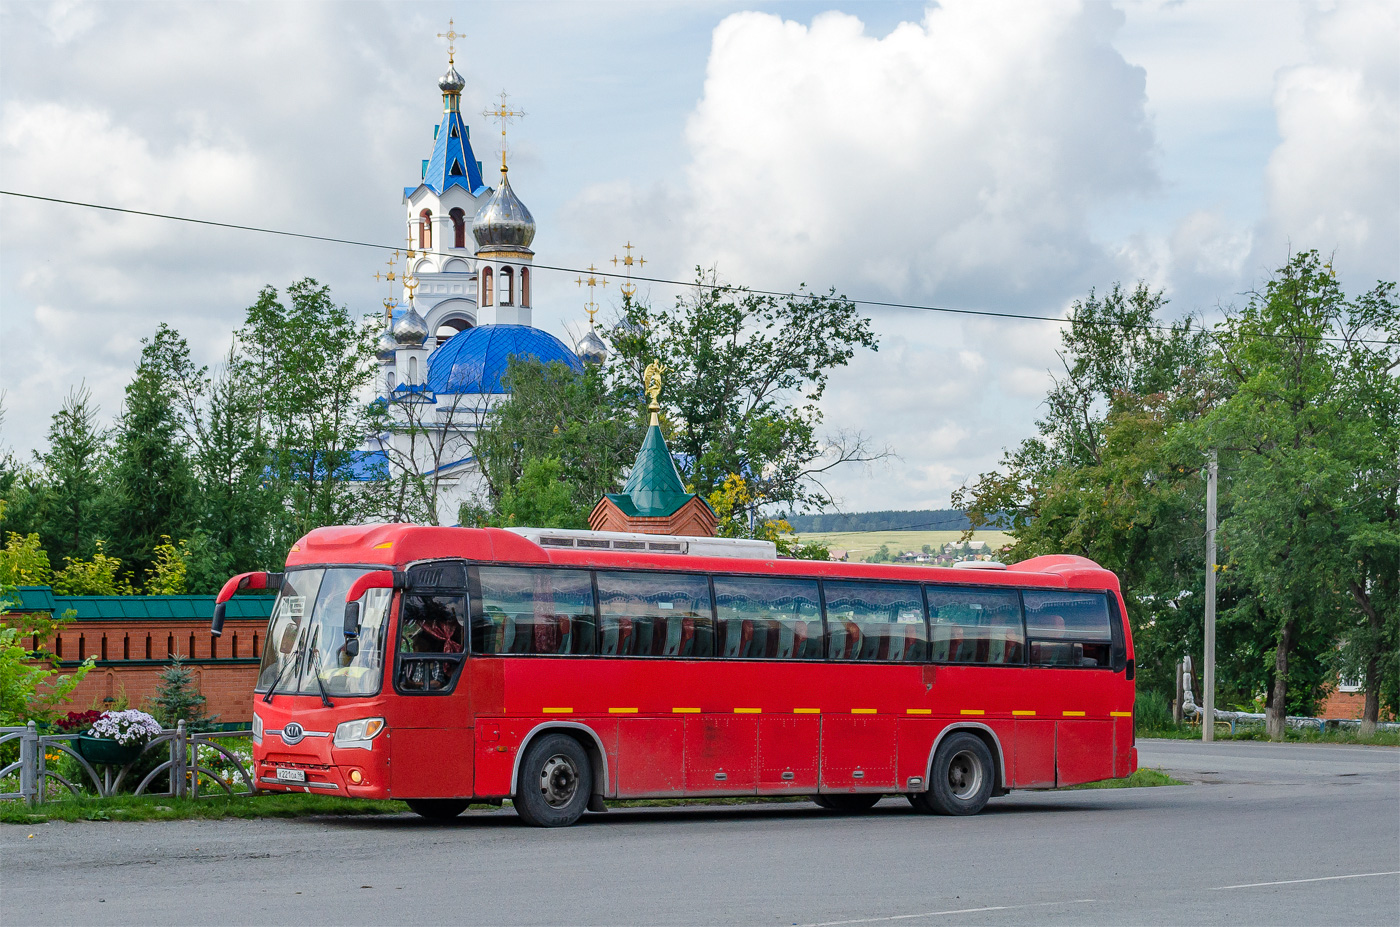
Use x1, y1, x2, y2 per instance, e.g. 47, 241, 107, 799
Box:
924, 732, 994, 815
814, 794, 881, 813
514, 733, 593, 827
406, 798, 469, 820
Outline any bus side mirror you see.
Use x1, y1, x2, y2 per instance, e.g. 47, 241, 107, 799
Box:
212, 571, 285, 637
344, 600, 362, 657
341, 570, 406, 657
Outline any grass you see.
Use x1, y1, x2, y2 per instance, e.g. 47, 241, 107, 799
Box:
1138, 725, 1400, 746
792, 530, 1013, 562
1064, 767, 1182, 790
0, 792, 414, 824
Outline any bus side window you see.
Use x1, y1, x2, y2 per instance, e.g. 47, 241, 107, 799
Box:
822, 581, 925, 662
473, 566, 597, 656
714, 576, 823, 660
1023, 590, 1113, 668
925, 586, 1024, 665
396, 592, 466, 693
595, 571, 713, 658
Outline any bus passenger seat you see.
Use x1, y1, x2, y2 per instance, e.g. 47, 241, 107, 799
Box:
843, 621, 863, 659
777, 621, 796, 658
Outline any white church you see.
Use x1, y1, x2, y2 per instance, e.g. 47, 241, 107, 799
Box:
362, 51, 608, 524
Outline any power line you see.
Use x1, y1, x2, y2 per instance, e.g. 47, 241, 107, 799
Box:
2, 189, 1393, 346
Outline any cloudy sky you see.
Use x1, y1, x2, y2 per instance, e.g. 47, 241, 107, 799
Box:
2, 0, 1396, 513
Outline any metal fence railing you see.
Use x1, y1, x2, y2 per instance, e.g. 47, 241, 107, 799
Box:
0, 721, 256, 806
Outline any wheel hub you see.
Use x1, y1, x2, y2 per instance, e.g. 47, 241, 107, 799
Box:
539, 754, 579, 807
947, 750, 983, 799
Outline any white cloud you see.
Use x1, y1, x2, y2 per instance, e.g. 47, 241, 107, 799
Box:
680, 1, 1156, 302
1257, 1, 1399, 282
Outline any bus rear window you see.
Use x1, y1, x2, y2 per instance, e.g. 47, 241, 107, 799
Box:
1023, 591, 1112, 668
926, 586, 1024, 665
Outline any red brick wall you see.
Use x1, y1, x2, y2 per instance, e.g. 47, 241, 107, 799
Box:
42, 617, 266, 724
1319, 689, 1366, 720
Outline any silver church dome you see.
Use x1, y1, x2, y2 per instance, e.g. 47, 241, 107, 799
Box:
393, 304, 429, 345
577, 329, 608, 365
472, 172, 536, 252
376, 326, 398, 361
438, 64, 466, 94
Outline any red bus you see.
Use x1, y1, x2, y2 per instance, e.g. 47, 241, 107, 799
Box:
214, 524, 1136, 827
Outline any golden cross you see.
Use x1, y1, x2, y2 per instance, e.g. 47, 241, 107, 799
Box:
482, 90, 526, 175
611, 241, 646, 298
437, 19, 463, 65
576, 263, 607, 328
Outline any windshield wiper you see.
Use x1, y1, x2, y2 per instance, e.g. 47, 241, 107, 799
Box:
262, 626, 310, 704
312, 660, 334, 709
261, 654, 294, 704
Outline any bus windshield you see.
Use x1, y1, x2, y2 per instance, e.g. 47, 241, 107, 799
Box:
256, 567, 391, 697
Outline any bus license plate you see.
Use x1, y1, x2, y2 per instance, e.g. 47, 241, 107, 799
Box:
276, 767, 306, 783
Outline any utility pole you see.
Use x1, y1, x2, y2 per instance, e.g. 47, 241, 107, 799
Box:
1203, 449, 1218, 742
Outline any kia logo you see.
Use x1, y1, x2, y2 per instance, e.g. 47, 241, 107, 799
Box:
281, 722, 305, 745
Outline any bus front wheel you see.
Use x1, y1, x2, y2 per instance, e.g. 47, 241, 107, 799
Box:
514, 733, 594, 827
913, 732, 994, 816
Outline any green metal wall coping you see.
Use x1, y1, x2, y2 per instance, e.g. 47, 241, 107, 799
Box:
6, 586, 275, 621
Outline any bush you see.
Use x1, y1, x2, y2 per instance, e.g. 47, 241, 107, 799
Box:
1135, 689, 1175, 734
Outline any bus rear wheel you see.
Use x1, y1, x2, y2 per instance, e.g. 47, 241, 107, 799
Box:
406, 798, 470, 820
916, 732, 994, 815
814, 794, 881, 813
514, 733, 593, 827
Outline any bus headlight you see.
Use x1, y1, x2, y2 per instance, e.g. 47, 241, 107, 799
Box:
334, 717, 386, 750
252, 711, 263, 745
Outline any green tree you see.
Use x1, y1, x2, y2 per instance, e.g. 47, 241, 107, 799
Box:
0, 531, 52, 587
956, 283, 1212, 697
485, 457, 588, 529
140, 326, 277, 587
0, 587, 93, 724
51, 541, 130, 596
237, 280, 379, 553
611, 272, 883, 524
1202, 251, 1399, 737
471, 359, 646, 526
108, 342, 195, 581
38, 387, 109, 564
150, 654, 212, 729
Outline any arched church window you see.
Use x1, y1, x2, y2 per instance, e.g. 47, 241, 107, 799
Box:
419, 209, 432, 249
450, 208, 466, 248
482, 267, 494, 306
520, 268, 531, 307
387, 371, 396, 392
501, 267, 514, 305
409, 356, 419, 383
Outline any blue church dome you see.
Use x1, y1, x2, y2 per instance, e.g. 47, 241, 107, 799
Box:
426, 324, 582, 394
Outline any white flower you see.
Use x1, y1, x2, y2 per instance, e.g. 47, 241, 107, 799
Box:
88, 709, 163, 745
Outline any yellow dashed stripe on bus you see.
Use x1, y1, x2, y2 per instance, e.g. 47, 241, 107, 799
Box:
1012, 710, 1036, 716
542, 707, 572, 714
734, 708, 761, 714
960, 709, 985, 716
1063, 710, 1086, 717
794, 708, 821, 714
671, 707, 700, 714
906, 708, 932, 715
851, 708, 877, 714
1111, 711, 1132, 717
609, 708, 638, 714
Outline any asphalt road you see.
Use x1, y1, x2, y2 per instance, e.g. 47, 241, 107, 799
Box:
3, 739, 1397, 927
